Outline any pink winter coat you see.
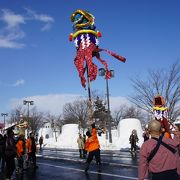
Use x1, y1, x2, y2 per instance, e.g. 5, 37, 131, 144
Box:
138, 136, 180, 180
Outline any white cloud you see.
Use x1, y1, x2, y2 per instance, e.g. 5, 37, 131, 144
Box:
0, 79, 25, 87
0, 8, 54, 48
33, 13, 54, 23
9, 93, 131, 116
24, 8, 54, 31
41, 23, 52, 31
0, 38, 25, 48
1, 9, 25, 28
10, 94, 81, 115
24, 8, 54, 22
12, 79, 25, 87
0, 9, 26, 48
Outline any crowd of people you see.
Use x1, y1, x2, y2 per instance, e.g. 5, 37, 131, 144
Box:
1, 119, 180, 179
0, 129, 42, 180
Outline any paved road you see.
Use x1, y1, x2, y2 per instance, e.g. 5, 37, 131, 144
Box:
37, 148, 139, 168
0, 148, 145, 180
38, 148, 140, 180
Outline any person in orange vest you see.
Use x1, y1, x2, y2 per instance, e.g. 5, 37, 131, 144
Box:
84, 123, 101, 173
16, 134, 25, 174
26, 133, 38, 169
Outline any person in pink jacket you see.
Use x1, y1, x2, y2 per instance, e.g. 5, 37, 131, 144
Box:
172, 125, 180, 144
138, 119, 180, 180
172, 125, 180, 175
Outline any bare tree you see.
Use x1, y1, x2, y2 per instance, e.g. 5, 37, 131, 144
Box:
63, 98, 89, 130
8, 106, 25, 124
27, 107, 44, 134
122, 106, 144, 121
112, 105, 145, 128
8, 106, 44, 134
130, 61, 180, 122
112, 105, 127, 128
55, 114, 63, 133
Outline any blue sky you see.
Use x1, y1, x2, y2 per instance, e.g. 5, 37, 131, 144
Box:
0, 0, 180, 121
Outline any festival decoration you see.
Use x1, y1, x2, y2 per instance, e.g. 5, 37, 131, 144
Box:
152, 95, 172, 137
69, 9, 126, 88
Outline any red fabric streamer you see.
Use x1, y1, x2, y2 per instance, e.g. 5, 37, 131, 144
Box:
74, 42, 126, 88
95, 48, 126, 63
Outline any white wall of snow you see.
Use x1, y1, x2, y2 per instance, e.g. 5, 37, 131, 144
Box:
116, 118, 144, 149
39, 118, 144, 150
57, 124, 79, 149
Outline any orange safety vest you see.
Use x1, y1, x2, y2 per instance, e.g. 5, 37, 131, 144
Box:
85, 128, 100, 152
16, 139, 24, 157
26, 138, 32, 153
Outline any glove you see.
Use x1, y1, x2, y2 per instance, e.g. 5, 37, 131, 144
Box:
91, 123, 95, 128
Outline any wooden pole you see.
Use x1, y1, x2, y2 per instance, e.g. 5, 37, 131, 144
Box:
86, 65, 93, 125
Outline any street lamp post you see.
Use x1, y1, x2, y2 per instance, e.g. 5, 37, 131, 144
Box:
99, 68, 114, 143
1, 113, 8, 131
23, 100, 34, 135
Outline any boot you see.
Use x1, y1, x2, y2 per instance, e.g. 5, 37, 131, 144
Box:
15, 168, 19, 174
97, 163, 101, 172
85, 163, 90, 173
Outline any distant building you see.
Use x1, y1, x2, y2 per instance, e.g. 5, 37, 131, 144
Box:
38, 122, 54, 139
0, 123, 4, 129
0, 123, 4, 133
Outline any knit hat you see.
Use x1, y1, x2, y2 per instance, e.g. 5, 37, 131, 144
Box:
86, 130, 91, 137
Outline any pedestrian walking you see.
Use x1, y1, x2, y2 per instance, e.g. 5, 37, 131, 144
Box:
138, 119, 180, 180
129, 129, 139, 152
39, 136, 43, 151
35, 134, 38, 144
77, 134, 84, 158
26, 133, 38, 169
5, 129, 16, 180
84, 123, 101, 173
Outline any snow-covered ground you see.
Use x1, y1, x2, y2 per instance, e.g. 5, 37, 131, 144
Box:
39, 118, 144, 150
